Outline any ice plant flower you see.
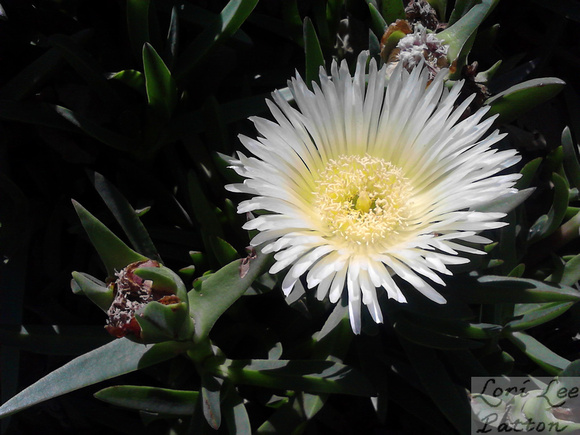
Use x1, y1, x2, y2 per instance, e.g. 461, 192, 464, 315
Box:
226, 52, 520, 333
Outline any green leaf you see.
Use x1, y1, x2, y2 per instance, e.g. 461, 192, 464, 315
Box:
189, 248, 273, 340
72, 200, 148, 276
451, 275, 580, 304
473, 188, 533, 214
562, 126, 580, 190
485, 78, 566, 124
165, 6, 179, 70
561, 360, 580, 377
222, 385, 251, 434
516, 157, 542, 190
399, 339, 471, 434
508, 331, 570, 375
448, 0, 480, 25
107, 69, 145, 95
71, 271, 113, 312
127, 0, 151, 62
217, 359, 375, 396
201, 373, 223, 430
303, 17, 325, 87
438, 0, 499, 63
0, 339, 191, 418
381, 0, 406, 25
175, 0, 259, 81
504, 302, 574, 333
528, 172, 569, 242
558, 253, 580, 286
143, 43, 177, 121
89, 171, 160, 261
368, 3, 387, 38
95, 385, 198, 415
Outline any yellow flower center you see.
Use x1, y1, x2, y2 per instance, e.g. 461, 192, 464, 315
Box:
314, 154, 413, 245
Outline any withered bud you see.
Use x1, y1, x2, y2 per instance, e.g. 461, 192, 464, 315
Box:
405, 0, 440, 31
380, 19, 413, 64
105, 260, 180, 339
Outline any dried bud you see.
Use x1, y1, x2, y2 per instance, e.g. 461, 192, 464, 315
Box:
384, 24, 449, 80
105, 260, 194, 343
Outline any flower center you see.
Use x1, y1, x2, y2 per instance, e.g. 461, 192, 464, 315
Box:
314, 154, 413, 245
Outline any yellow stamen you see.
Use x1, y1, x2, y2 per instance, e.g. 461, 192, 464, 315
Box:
314, 154, 413, 245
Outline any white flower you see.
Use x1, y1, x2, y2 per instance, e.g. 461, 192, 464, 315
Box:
226, 52, 520, 334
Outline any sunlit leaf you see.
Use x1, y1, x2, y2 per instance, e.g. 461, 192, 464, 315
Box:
508, 331, 570, 375
486, 78, 566, 124
504, 302, 574, 333
189, 248, 273, 340
143, 43, 177, 121
439, 0, 499, 63
0, 339, 191, 418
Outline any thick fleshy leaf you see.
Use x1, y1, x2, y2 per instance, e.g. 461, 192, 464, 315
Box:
107, 69, 145, 95
0, 339, 191, 418
94, 385, 198, 415
485, 78, 566, 124
216, 359, 375, 396
438, 0, 499, 63
89, 171, 160, 261
452, 276, 580, 304
504, 302, 574, 333
72, 200, 148, 276
381, 0, 406, 25
516, 157, 542, 189
508, 331, 570, 375
189, 248, 272, 340
175, 0, 259, 81
562, 127, 580, 190
127, 0, 151, 62
528, 172, 569, 242
143, 43, 177, 121
222, 385, 251, 434
368, 3, 387, 38
71, 271, 113, 312
202, 372, 223, 429
558, 253, 580, 286
303, 17, 325, 87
